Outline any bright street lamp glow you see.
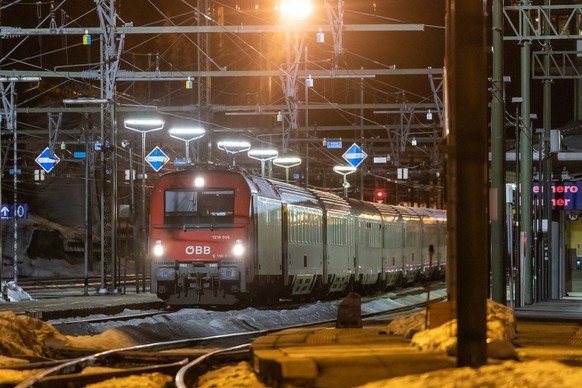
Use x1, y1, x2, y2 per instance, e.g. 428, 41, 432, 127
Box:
168, 127, 205, 164
334, 165, 357, 198
279, 0, 313, 21
248, 148, 279, 177
333, 165, 357, 175
124, 118, 165, 132
274, 156, 301, 182
273, 156, 301, 168
248, 148, 279, 161
168, 127, 206, 141
217, 140, 251, 154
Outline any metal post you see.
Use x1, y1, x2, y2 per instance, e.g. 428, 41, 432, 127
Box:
520, 2, 533, 305
281, 115, 285, 153
360, 73, 364, 200
126, 140, 137, 293
542, 0, 552, 301
446, 0, 488, 367
110, 102, 119, 293
507, 184, 515, 308
514, 103, 521, 307
96, 0, 126, 294
99, 52, 106, 293
185, 140, 191, 164
11, 83, 17, 284
343, 176, 348, 198
490, 0, 506, 304
0, 109, 3, 297
84, 117, 90, 295
304, 45, 309, 188
536, 128, 543, 302
127, 142, 135, 228
0, 0, 3, 299
141, 131, 147, 292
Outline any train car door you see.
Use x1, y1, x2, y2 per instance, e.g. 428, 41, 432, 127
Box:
255, 196, 283, 276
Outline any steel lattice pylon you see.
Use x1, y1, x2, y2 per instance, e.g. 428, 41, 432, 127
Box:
95, 0, 126, 293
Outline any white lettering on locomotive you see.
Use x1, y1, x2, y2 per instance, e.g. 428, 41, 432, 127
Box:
185, 246, 211, 255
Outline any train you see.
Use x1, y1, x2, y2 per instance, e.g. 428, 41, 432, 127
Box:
149, 163, 447, 306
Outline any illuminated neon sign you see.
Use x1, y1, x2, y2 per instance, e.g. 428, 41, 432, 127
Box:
533, 181, 582, 209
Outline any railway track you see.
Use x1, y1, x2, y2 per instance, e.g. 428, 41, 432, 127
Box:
14, 287, 446, 387
14, 275, 150, 300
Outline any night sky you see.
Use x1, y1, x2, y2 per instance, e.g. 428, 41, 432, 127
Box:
0, 1, 577, 218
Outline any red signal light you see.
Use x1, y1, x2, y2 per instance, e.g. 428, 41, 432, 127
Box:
374, 189, 386, 202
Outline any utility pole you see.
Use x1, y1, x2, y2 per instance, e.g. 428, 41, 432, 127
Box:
95, 0, 126, 294
542, 0, 552, 300
446, 0, 488, 367
490, 0, 506, 304
519, 1, 533, 306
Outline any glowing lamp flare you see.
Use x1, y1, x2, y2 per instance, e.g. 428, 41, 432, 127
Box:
233, 240, 245, 257
153, 240, 164, 257
279, 0, 313, 20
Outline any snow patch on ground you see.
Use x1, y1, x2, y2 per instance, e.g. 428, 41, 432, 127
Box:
3, 290, 581, 387
387, 299, 517, 359
355, 360, 582, 388
0, 281, 33, 303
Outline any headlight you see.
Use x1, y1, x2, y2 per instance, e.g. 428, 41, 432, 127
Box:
232, 239, 245, 257
153, 240, 164, 257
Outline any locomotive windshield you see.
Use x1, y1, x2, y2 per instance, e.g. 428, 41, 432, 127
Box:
164, 189, 235, 226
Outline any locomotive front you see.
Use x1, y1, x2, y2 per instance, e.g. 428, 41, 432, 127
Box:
149, 168, 252, 305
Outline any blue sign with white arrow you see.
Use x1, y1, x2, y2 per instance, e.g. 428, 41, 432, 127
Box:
35, 147, 60, 173
342, 143, 367, 168
0, 204, 10, 220
1, 203, 28, 220
145, 146, 169, 172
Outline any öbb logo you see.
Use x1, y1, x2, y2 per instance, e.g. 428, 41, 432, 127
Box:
185, 246, 211, 255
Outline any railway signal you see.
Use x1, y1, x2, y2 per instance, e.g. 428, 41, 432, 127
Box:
374, 189, 386, 203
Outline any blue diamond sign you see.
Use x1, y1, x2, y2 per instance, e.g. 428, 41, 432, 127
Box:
145, 146, 169, 172
342, 143, 367, 168
35, 147, 60, 173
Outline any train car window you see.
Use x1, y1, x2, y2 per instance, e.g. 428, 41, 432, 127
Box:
164, 189, 234, 226
289, 206, 299, 243
385, 223, 403, 249
369, 222, 382, 248
405, 223, 421, 247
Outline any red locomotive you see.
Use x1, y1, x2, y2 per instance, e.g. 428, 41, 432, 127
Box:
149, 164, 447, 306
